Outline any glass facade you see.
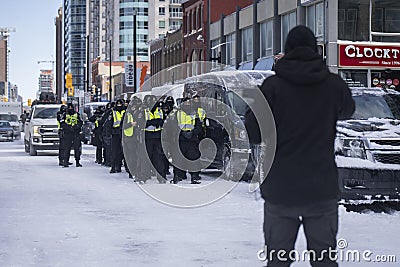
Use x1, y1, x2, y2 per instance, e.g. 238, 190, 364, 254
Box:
306, 1, 324, 42
241, 27, 253, 62
64, 0, 86, 92
119, 0, 149, 61
260, 20, 273, 58
338, 0, 400, 42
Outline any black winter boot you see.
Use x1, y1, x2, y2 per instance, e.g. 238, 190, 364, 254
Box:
76, 160, 82, 167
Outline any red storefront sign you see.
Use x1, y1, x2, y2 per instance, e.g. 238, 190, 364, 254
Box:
338, 44, 400, 68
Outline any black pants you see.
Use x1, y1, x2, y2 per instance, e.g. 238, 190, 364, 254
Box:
63, 133, 81, 162
95, 140, 103, 163
58, 131, 65, 163
173, 139, 200, 181
103, 136, 111, 165
143, 138, 165, 181
263, 200, 338, 267
111, 133, 123, 171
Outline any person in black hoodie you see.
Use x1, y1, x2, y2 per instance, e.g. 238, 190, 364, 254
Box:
245, 26, 355, 267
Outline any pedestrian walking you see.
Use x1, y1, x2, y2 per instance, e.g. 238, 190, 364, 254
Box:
245, 26, 355, 267
61, 103, 83, 167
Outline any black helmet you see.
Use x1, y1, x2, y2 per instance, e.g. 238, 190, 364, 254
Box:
60, 105, 67, 112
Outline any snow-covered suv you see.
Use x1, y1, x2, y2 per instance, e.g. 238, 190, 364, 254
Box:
335, 88, 400, 201
24, 104, 61, 156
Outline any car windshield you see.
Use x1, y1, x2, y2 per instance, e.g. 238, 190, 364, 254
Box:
227, 91, 248, 117
33, 107, 59, 119
0, 114, 18, 122
352, 94, 396, 120
0, 121, 11, 127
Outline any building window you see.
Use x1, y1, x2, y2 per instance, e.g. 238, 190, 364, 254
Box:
159, 20, 165, 29
260, 20, 273, 58
241, 27, 253, 62
281, 11, 297, 50
372, 0, 400, 42
306, 2, 324, 42
211, 39, 220, 68
226, 33, 236, 66
169, 7, 182, 18
159, 7, 165, 15
338, 0, 369, 41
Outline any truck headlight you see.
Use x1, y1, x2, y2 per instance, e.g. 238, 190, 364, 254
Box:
337, 138, 367, 159
33, 126, 40, 137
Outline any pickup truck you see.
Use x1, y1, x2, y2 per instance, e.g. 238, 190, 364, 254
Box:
24, 104, 61, 156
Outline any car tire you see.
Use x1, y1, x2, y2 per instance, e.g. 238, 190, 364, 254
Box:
222, 146, 233, 180
29, 140, 37, 156
24, 139, 29, 153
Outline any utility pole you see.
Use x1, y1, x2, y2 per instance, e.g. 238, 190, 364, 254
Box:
133, 9, 137, 93
86, 34, 90, 93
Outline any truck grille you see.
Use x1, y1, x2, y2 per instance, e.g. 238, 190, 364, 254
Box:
0, 130, 7, 134
374, 154, 400, 164
39, 125, 58, 135
371, 140, 400, 147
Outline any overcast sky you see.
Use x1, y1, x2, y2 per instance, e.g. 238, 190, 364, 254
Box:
0, 0, 63, 102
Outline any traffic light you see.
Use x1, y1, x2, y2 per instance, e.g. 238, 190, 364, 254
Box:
65, 73, 73, 88
68, 86, 74, 97
28, 99, 32, 106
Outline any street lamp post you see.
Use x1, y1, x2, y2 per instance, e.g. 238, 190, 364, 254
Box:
109, 39, 112, 102
133, 9, 137, 93
86, 34, 90, 93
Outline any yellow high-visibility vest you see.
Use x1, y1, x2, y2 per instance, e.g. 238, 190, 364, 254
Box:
144, 107, 163, 132
113, 110, 125, 128
177, 110, 196, 131
65, 113, 78, 126
123, 113, 134, 137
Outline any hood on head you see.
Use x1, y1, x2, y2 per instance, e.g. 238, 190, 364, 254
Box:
274, 26, 328, 85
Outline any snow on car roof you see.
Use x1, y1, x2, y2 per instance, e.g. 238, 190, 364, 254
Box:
351, 87, 400, 96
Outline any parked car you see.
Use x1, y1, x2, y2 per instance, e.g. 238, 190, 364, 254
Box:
182, 70, 275, 181
24, 104, 61, 156
0, 113, 21, 140
0, 120, 14, 142
335, 88, 400, 201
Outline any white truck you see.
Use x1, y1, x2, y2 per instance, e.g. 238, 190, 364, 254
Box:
24, 104, 61, 156
0, 102, 22, 139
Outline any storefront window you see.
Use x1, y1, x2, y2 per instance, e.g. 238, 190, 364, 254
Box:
241, 27, 253, 62
339, 69, 368, 87
306, 2, 324, 42
282, 11, 297, 50
371, 70, 400, 91
225, 33, 236, 66
372, 0, 400, 42
260, 20, 273, 58
338, 0, 369, 41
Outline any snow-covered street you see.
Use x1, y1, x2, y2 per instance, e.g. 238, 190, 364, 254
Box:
0, 139, 399, 266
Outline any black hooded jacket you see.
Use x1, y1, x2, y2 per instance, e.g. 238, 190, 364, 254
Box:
246, 40, 355, 206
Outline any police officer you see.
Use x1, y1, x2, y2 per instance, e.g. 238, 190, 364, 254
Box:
61, 103, 83, 167
142, 95, 166, 183
100, 102, 114, 167
57, 105, 70, 166
89, 106, 105, 164
109, 99, 125, 173
171, 97, 202, 184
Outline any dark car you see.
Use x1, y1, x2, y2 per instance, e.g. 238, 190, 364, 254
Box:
183, 70, 275, 181
0, 120, 14, 142
82, 102, 108, 144
335, 88, 400, 201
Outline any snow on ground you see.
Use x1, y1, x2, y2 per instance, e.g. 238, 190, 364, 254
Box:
0, 139, 399, 266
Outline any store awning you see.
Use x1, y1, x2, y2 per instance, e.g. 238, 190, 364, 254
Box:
254, 57, 274, 71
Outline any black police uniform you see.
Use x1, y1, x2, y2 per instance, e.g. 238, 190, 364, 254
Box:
57, 105, 68, 166
89, 108, 104, 164
61, 105, 83, 167
109, 101, 125, 173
